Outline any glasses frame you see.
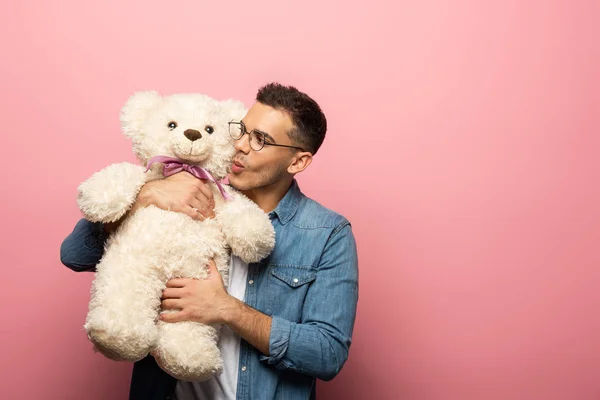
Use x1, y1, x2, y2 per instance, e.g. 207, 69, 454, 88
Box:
228, 121, 305, 152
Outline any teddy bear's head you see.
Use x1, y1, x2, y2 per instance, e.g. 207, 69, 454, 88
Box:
120, 91, 247, 180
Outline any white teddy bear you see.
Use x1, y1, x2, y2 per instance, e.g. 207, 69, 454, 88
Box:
77, 91, 275, 381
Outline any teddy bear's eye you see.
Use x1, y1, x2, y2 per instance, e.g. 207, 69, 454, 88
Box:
205, 125, 214, 134
167, 121, 177, 130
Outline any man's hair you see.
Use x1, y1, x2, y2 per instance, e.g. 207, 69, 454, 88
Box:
256, 82, 327, 155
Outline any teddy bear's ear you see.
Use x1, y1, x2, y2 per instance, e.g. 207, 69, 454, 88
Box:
219, 99, 248, 121
120, 91, 162, 138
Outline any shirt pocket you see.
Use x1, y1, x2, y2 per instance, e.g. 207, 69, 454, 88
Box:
266, 265, 316, 320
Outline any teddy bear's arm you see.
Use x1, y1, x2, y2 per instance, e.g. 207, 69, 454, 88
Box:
77, 162, 159, 223
214, 187, 275, 264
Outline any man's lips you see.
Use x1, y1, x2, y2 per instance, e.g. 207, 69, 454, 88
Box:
232, 159, 245, 173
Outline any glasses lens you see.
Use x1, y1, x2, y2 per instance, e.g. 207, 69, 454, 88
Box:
229, 123, 243, 139
249, 131, 265, 151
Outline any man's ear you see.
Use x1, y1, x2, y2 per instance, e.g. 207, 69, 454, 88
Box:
120, 91, 162, 139
287, 152, 313, 174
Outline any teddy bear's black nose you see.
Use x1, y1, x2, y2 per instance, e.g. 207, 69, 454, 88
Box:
184, 129, 202, 141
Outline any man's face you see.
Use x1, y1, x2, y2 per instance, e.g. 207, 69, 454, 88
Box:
228, 102, 297, 192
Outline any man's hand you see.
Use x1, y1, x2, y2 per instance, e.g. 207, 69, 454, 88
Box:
160, 260, 234, 324
133, 172, 215, 221
161, 260, 273, 355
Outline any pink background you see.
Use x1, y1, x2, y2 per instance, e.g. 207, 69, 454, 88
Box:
1, 1, 598, 399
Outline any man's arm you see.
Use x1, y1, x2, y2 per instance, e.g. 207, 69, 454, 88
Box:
60, 203, 132, 271
160, 261, 272, 356
161, 222, 359, 381
223, 294, 272, 356
257, 222, 359, 380
60, 219, 106, 272
164, 267, 273, 354
59, 172, 214, 272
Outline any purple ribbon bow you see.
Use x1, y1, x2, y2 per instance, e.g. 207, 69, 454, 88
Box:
145, 155, 233, 201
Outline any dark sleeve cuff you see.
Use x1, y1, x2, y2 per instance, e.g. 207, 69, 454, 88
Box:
60, 219, 106, 272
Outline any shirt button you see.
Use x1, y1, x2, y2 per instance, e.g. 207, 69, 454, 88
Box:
293, 278, 299, 283
241, 366, 247, 372
248, 280, 254, 285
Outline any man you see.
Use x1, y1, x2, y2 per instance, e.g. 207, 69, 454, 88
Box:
60, 83, 359, 400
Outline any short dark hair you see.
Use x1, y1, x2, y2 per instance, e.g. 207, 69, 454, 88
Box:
256, 82, 327, 154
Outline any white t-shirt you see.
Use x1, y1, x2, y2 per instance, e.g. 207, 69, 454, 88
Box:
174, 255, 248, 400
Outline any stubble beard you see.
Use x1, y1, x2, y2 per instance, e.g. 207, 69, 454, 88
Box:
229, 162, 288, 192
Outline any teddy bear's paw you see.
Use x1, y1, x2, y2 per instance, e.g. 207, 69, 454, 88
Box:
90, 339, 135, 362
228, 221, 276, 263
153, 321, 223, 381
217, 201, 276, 263
86, 327, 156, 362
77, 162, 147, 223
154, 344, 224, 382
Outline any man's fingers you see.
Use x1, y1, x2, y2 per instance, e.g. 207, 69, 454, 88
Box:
188, 197, 205, 214
194, 180, 215, 206
187, 205, 205, 221
191, 193, 215, 218
166, 278, 189, 288
158, 173, 215, 219
188, 198, 214, 220
202, 206, 216, 219
161, 299, 183, 310
160, 311, 185, 323
161, 287, 185, 299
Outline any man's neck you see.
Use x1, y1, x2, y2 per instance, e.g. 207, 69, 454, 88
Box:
241, 177, 294, 214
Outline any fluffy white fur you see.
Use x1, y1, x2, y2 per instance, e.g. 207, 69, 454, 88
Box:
79, 91, 275, 381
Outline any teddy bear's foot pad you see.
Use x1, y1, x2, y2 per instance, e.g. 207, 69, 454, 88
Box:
152, 320, 224, 381
87, 328, 155, 362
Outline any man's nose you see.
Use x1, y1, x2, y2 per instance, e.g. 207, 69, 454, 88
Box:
184, 129, 202, 141
234, 132, 251, 153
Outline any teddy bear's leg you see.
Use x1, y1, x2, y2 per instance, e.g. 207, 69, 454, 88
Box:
152, 248, 231, 381
84, 251, 163, 362
153, 320, 223, 381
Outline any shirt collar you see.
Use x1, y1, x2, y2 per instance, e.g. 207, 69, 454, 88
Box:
269, 179, 302, 225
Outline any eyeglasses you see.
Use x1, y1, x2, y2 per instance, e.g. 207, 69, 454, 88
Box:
228, 121, 304, 152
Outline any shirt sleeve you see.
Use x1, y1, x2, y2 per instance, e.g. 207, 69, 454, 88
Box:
59, 218, 106, 272
260, 222, 359, 381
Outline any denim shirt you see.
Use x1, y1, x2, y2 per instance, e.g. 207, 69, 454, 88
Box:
60, 179, 359, 400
